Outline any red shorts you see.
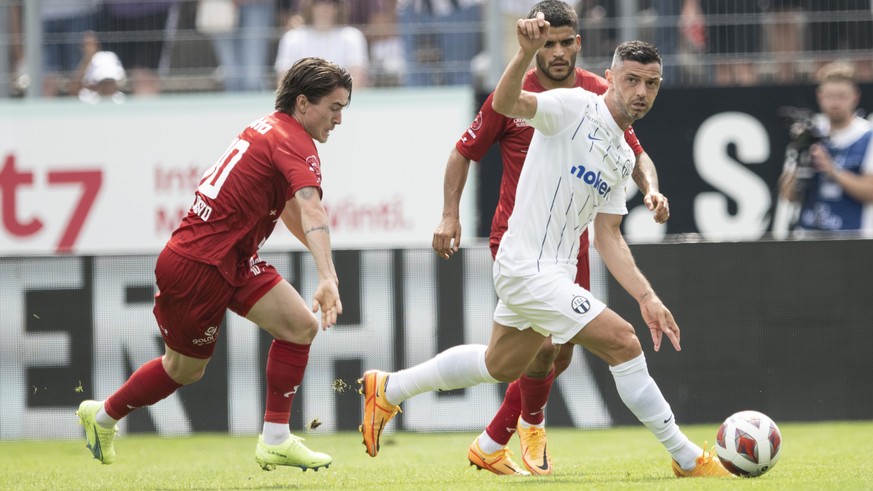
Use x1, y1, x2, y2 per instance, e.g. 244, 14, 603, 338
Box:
152, 247, 282, 359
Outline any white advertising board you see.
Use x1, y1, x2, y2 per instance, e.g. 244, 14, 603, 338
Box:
0, 89, 475, 255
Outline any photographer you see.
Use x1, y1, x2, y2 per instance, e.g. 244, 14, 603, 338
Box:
779, 62, 873, 234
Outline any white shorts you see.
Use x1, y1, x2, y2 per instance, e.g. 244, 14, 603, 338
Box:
492, 263, 606, 344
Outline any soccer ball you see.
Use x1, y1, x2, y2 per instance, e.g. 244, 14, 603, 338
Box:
715, 410, 782, 477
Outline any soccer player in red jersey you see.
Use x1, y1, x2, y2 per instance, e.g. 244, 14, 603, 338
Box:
431, 0, 669, 476
76, 57, 349, 471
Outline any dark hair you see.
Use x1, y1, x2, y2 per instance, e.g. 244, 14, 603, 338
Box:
275, 57, 353, 114
527, 0, 577, 31
611, 40, 662, 68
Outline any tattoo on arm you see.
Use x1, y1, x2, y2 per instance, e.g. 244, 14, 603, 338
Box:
305, 225, 330, 236
297, 186, 317, 200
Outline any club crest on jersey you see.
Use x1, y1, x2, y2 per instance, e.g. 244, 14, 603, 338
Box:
471, 111, 483, 131
569, 163, 612, 198
571, 295, 591, 314
306, 155, 322, 184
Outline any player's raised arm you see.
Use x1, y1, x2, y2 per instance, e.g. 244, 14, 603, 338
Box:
492, 12, 549, 119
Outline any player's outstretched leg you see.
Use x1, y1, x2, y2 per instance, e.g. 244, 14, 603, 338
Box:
76, 400, 118, 465
358, 369, 401, 457
672, 443, 732, 478
255, 435, 332, 471
608, 354, 732, 478
467, 437, 530, 476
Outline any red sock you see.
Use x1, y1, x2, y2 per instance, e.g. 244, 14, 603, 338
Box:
484, 380, 522, 445
264, 339, 310, 424
104, 357, 182, 420
519, 368, 555, 425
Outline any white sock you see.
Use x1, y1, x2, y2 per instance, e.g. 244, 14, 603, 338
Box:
518, 417, 544, 429
609, 353, 703, 470
95, 404, 118, 428
262, 422, 291, 446
476, 431, 504, 455
385, 344, 497, 405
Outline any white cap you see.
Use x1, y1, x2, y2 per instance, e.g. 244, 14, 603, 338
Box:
83, 51, 126, 86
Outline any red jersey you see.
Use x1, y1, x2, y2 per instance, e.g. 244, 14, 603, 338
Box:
167, 112, 323, 286
456, 68, 644, 255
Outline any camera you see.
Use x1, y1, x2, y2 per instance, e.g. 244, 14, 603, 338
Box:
780, 106, 825, 200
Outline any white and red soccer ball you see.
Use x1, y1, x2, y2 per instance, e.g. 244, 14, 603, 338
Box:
715, 410, 782, 477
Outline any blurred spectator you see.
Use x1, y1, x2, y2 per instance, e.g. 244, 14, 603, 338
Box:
78, 51, 126, 103
397, 0, 482, 86
699, 0, 762, 86
806, 1, 873, 82
778, 62, 873, 234
40, 0, 99, 97
7, 3, 25, 96
274, 0, 368, 87
348, 0, 406, 87
196, 0, 274, 92
99, 0, 179, 96
576, 0, 618, 69
649, 0, 706, 86
72, 32, 127, 104
760, 0, 809, 84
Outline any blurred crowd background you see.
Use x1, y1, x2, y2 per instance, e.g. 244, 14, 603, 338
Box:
3, 0, 873, 99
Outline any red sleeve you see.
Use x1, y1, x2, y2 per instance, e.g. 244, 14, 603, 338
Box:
275, 135, 323, 201
624, 126, 644, 156
455, 92, 508, 163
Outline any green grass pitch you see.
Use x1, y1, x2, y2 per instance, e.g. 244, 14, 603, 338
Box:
2, 421, 871, 490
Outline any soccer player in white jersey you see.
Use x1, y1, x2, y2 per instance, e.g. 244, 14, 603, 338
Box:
359, 14, 731, 478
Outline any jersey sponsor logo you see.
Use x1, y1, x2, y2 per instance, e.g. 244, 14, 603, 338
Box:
248, 117, 273, 135
571, 295, 591, 315
191, 194, 213, 221
513, 118, 531, 128
306, 155, 322, 184
569, 163, 612, 199
192, 325, 219, 346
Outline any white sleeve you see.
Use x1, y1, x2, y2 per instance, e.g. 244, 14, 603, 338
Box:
529, 88, 588, 137
597, 177, 629, 215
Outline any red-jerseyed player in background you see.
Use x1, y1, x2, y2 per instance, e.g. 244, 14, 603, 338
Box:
76, 57, 349, 472
431, 0, 670, 476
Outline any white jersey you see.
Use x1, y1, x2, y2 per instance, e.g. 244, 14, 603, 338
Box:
495, 88, 634, 277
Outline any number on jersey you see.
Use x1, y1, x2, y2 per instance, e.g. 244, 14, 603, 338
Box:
198, 138, 250, 199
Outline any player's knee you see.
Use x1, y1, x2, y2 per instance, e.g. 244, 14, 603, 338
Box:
611, 321, 642, 361
553, 345, 574, 376
526, 342, 561, 377
166, 364, 207, 386
274, 314, 319, 344
486, 359, 524, 383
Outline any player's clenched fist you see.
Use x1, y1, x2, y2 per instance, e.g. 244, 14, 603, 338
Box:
516, 11, 550, 52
